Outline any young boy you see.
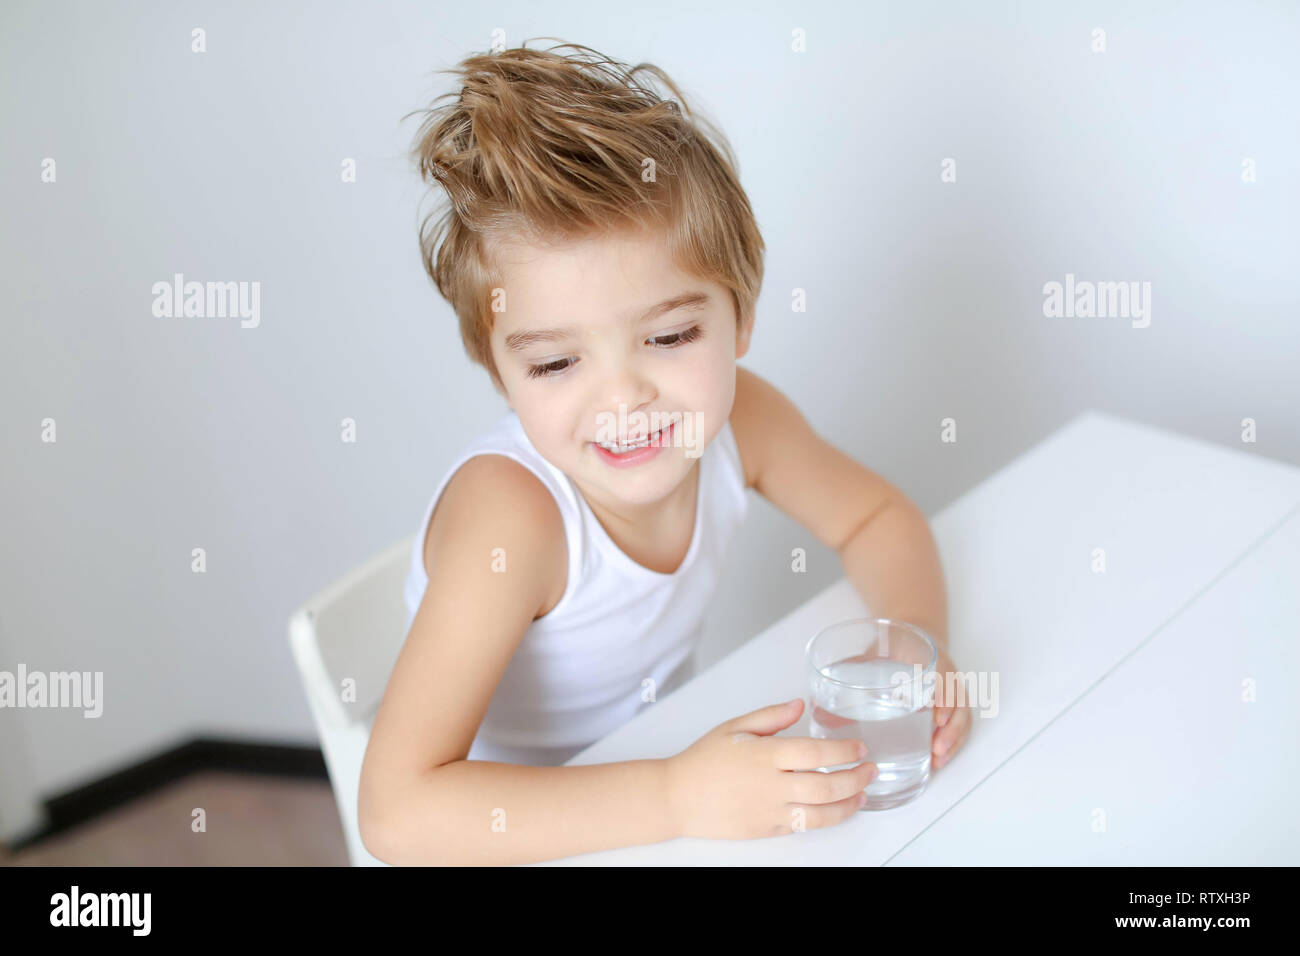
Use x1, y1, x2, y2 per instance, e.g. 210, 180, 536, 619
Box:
359, 39, 969, 866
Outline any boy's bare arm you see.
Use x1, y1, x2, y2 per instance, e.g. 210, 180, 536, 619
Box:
365, 757, 680, 866
730, 366, 948, 646
359, 454, 684, 865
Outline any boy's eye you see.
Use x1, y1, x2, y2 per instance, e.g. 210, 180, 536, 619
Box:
648, 324, 703, 348
524, 324, 703, 380
526, 358, 574, 379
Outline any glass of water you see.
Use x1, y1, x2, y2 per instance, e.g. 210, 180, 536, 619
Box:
805, 618, 938, 810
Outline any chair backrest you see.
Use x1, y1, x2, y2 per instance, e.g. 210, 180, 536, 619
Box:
286, 535, 414, 866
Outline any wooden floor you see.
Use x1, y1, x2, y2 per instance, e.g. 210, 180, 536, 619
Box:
0, 772, 350, 866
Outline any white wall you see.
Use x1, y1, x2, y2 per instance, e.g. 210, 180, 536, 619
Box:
2, 0, 1296, 806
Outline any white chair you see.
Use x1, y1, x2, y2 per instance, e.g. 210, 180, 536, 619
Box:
287, 536, 415, 867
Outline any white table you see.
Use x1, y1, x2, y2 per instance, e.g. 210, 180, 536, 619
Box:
548, 411, 1300, 865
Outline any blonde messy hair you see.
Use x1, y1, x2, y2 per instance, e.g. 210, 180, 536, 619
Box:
406, 38, 766, 394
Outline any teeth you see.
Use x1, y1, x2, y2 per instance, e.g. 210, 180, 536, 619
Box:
599, 429, 660, 452
596, 421, 675, 454
601, 439, 650, 452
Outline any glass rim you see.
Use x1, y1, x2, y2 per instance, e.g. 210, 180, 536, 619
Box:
804, 617, 939, 690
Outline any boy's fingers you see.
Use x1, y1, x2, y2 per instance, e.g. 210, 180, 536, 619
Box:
932, 725, 951, 757
932, 706, 971, 757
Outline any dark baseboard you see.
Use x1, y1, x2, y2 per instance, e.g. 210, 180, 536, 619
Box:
5, 738, 327, 852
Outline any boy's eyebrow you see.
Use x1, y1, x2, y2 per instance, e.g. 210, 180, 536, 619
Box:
504, 290, 711, 353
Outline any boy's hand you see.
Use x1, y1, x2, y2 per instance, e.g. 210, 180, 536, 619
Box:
665, 700, 876, 840
930, 646, 971, 770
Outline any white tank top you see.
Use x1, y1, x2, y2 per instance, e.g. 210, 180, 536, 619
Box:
402, 409, 749, 766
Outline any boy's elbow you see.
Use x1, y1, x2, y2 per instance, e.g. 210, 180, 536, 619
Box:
358, 806, 399, 864
357, 773, 451, 867
357, 767, 413, 865
362, 813, 456, 867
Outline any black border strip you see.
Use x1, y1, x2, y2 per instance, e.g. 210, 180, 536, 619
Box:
5, 739, 327, 852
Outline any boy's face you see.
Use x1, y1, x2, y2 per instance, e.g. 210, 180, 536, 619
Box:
487, 224, 752, 511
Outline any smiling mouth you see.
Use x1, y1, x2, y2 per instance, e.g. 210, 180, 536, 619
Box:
595, 429, 665, 452
593, 421, 676, 453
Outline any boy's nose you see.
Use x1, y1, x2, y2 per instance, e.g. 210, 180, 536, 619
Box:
593, 394, 659, 439
597, 369, 657, 419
